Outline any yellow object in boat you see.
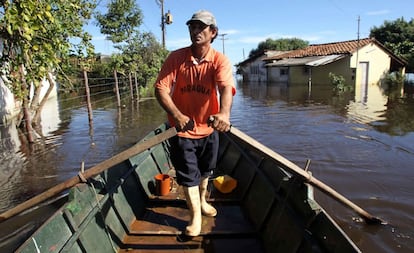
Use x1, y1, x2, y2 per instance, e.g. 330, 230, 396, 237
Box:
213, 175, 237, 193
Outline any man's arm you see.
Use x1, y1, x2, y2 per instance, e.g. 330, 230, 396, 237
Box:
210, 85, 233, 132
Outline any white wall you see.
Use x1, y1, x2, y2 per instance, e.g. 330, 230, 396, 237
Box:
1, 75, 59, 131
0, 78, 20, 124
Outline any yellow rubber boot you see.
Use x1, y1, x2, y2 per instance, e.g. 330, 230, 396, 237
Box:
183, 186, 202, 236
199, 177, 217, 217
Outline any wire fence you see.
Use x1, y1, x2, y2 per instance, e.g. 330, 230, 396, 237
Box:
0, 72, 152, 146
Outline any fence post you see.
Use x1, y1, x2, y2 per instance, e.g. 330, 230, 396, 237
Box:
113, 70, 121, 107
134, 72, 139, 101
129, 72, 134, 100
83, 70, 94, 132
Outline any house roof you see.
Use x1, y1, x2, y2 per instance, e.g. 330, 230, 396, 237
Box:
236, 50, 287, 66
306, 54, 347, 66
266, 54, 346, 67
268, 56, 322, 66
264, 38, 373, 60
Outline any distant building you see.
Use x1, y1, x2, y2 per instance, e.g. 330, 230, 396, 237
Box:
236, 50, 287, 82
1, 76, 57, 125
0, 78, 20, 124
237, 38, 407, 100
265, 38, 407, 102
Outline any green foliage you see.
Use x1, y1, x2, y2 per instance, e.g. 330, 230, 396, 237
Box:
95, 0, 143, 43
95, 0, 168, 90
0, 0, 96, 99
57, 56, 83, 91
370, 17, 414, 72
329, 72, 352, 92
108, 31, 168, 87
139, 85, 154, 98
382, 72, 405, 97
1, 0, 167, 101
249, 38, 309, 58
383, 72, 405, 86
90, 57, 112, 78
128, 32, 168, 86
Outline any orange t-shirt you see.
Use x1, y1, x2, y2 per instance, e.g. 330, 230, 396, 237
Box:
155, 46, 235, 139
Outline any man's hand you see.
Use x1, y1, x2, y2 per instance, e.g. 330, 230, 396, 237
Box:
175, 115, 194, 132
208, 115, 231, 132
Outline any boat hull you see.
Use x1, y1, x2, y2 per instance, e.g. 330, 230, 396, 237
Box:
15, 124, 361, 252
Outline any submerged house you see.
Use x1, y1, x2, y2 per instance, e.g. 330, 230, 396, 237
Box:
263, 38, 406, 91
0, 76, 58, 125
236, 50, 287, 82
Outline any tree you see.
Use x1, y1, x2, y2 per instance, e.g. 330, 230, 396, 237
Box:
370, 17, 414, 72
95, 0, 143, 44
249, 38, 309, 58
0, 0, 96, 141
96, 0, 167, 90
122, 32, 168, 86
95, 0, 143, 84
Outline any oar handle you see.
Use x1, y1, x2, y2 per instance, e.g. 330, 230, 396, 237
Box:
0, 126, 177, 222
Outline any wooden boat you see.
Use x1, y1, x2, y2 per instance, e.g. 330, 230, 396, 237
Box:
13, 124, 362, 252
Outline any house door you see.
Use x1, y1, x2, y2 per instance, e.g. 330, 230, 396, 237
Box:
359, 62, 369, 103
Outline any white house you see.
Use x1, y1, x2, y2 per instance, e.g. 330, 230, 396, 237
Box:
236, 50, 287, 82
1, 75, 58, 127
263, 38, 407, 103
0, 78, 20, 124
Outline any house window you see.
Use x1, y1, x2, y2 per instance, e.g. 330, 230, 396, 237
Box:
280, 68, 287, 75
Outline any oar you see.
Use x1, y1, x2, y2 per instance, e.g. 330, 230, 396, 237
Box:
229, 126, 384, 224
0, 126, 177, 222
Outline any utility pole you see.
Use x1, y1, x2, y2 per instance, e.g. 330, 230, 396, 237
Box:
156, 0, 172, 48
356, 15, 360, 79
160, 0, 165, 47
219, 33, 228, 55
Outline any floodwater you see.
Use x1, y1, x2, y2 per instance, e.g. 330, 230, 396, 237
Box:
0, 81, 413, 252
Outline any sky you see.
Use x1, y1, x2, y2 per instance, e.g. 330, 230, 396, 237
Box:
89, 0, 414, 66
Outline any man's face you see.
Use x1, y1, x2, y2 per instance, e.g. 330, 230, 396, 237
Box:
188, 21, 217, 46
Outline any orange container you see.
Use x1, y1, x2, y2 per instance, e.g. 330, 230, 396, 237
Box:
154, 174, 171, 196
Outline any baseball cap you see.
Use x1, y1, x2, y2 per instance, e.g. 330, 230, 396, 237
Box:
186, 10, 217, 27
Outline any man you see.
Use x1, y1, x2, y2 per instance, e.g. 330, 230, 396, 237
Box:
154, 10, 235, 236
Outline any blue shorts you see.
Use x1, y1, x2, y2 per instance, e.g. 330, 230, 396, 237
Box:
170, 131, 219, 187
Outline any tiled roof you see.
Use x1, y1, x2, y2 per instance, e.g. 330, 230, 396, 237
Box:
265, 38, 373, 60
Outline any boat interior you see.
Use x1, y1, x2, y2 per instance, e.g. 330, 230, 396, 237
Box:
16, 125, 360, 253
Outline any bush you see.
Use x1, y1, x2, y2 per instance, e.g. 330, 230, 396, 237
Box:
383, 72, 404, 86
329, 72, 352, 92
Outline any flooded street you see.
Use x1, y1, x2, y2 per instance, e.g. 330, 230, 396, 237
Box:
232, 82, 414, 252
1, 81, 413, 252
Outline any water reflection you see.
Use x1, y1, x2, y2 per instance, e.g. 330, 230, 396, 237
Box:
0, 121, 26, 211
237, 80, 414, 136
0, 92, 61, 209
351, 82, 414, 137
